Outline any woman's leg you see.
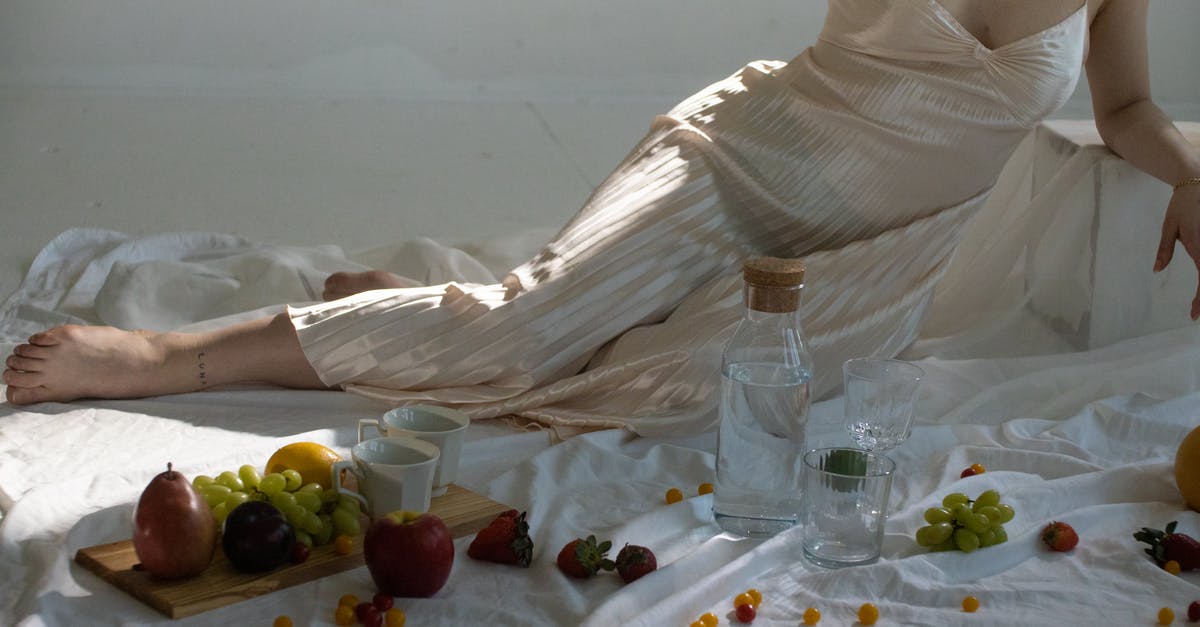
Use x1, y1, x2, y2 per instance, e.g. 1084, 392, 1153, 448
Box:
3, 312, 327, 405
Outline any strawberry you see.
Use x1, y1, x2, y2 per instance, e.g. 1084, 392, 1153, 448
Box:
1135, 521, 1200, 570
467, 510, 533, 567
1041, 521, 1079, 552
614, 544, 657, 583
556, 535, 615, 579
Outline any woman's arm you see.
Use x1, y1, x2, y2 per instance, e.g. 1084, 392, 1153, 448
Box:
1085, 0, 1200, 318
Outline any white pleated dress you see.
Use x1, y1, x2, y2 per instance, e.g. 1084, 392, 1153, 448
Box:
290, 0, 1088, 436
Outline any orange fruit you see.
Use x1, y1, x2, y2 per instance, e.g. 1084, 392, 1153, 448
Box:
1174, 426, 1200, 511
265, 442, 343, 489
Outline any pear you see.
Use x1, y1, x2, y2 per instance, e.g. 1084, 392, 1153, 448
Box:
132, 463, 217, 579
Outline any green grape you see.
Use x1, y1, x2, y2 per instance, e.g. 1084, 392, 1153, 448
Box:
927, 522, 954, 545
200, 484, 233, 507
282, 503, 308, 527
976, 505, 1001, 526
192, 474, 215, 489
295, 529, 313, 548
332, 506, 362, 536
259, 473, 287, 496
299, 482, 323, 494
978, 527, 998, 547
237, 464, 262, 491
314, 513, 334, 545
916, 522, 954, 547
963, 513, 991, 535
338, 495, 362, 512
954, 528, 981, 553
223, 490, 251, 511
915, 525, 938, 547
993, 525, 1008, 544
974, 489, 1001, 508
320, 488, 341, 506
212, 501, 230, 525
942, 492, 970, 509
995, 503, 1015, 523
953, 505, 974, 526
215, 471, 244, 492
295, 491, 322, 513
281, 469, 303, 492
271, 491, 298, 512
931, 538, 957, 552
301, 511, 324, 535
923, 507, 954, 524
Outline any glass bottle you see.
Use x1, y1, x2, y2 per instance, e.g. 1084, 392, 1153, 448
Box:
712, 256, 813, 537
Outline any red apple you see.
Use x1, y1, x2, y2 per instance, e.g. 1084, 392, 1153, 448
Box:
363, 511, 454, 597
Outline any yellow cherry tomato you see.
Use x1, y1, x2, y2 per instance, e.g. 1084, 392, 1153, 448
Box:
803, 607, 821, 625
858, 603, 879, 625
1159, 606, 1175, 625
334, 604, 356, 626
699, 612, 719, 627
665, 488, 684, 504
338, 594, 359, 609
746, 588, 762, 608
698, 482, 714, 495
689, 622, 705, 627
962, 595, 980, 613
334, 534, 354, 555
384, 607, 407, 627
734, 592, 755, 610
1165, 560, 1182, 575
273, 617, 293, 627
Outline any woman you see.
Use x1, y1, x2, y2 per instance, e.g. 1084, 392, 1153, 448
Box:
5, 0, 1199, 435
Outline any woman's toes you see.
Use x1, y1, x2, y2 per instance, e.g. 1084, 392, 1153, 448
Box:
3, 367, 42, 387
6, 384, 49, 405
6, 354, 41, 372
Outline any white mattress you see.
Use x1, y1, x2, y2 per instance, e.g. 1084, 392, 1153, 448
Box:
4, 151, 1200, 625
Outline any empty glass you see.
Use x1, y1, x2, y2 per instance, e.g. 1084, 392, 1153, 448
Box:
843, 358, 923, 451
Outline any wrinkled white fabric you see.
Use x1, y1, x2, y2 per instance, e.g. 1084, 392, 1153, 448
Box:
291, 0, 1087, 435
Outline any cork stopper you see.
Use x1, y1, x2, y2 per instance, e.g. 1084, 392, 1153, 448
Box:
742, 257, 805, 313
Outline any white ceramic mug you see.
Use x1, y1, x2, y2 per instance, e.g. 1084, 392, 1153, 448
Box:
359, 405, 469, 496
331, 437, 440, 518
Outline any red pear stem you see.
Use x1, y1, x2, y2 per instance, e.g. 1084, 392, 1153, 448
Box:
166, 462, 175, 480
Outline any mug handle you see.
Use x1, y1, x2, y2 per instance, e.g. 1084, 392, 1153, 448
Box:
357, 418, 383, 443
331, 460, 368, 509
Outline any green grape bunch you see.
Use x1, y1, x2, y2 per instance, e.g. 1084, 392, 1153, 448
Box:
191, 464, 363, 548
914, 489, 1015, 553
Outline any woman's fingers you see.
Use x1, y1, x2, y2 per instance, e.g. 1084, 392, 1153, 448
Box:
1155, 215, 1177, 272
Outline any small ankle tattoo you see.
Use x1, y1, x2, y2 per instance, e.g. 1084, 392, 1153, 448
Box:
197, 351, 208, 386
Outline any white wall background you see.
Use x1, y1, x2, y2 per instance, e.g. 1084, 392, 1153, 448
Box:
0, 0, 1197, 296
2, 1, 1198, 114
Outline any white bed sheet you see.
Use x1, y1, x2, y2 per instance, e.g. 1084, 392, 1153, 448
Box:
6, 144, 1200, 625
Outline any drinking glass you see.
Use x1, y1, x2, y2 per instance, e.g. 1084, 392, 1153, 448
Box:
802, 447, 896, 568
842, 357, 923, 451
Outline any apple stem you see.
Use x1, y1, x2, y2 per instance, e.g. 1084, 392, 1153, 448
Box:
166, 462, 175, 480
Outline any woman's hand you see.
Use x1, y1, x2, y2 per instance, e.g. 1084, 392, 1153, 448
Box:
1154, 184, 1200, 319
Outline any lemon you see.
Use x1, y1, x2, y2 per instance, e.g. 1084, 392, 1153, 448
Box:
1174, 425, 1200, 511
265, 442, 343, 489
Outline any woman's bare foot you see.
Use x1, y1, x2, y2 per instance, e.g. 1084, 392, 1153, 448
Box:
323, 270, 420, 301
4, 325, 201, 405
5, 314, 329, 405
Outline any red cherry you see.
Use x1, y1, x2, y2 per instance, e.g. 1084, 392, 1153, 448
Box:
289, 542, 310, 564
1188, 600, 1200, 622
373, 592, 394, 612
735, 603, 757, 623
356, 602, 380, 625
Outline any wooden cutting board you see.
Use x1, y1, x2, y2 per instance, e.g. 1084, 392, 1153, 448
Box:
74, 484, 510, 619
